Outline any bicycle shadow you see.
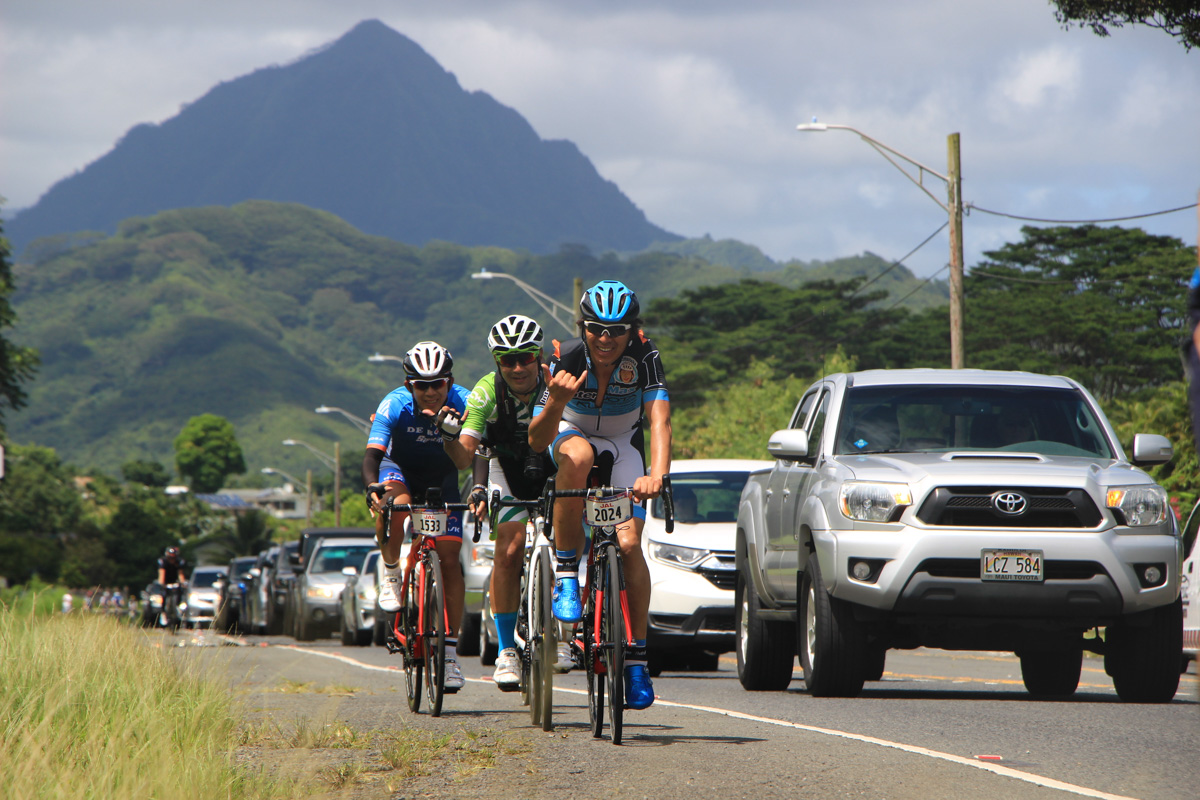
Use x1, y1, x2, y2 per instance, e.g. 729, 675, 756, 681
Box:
603, 722, 764, 747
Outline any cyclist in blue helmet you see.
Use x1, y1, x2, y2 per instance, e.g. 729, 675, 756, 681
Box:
529, 280, 673, 710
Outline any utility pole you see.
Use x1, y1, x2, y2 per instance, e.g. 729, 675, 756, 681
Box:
948, 133, 965, 369
305, 469, 313, 528
333, 441, 341, 526
573, 278, 583, 326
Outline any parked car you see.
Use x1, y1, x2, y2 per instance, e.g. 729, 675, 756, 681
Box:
241, 546, 277, 635
214, 555, 257, 632
340, 548, 381, 646
268, 542, 298, 635
736, 368, 1184, 702
181, 565, 228, 629
1182, 504, 1199, 667
457, 504, 491, 656
292, 536, 377, 641
642, 459, 772, 672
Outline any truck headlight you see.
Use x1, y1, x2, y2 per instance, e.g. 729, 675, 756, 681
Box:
839, 482, 912, 523
306, 586, 336, 599
649, 542, 707, 568
1106, 485, 1168, 527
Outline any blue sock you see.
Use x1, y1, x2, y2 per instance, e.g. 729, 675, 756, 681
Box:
495, 612, 518, 653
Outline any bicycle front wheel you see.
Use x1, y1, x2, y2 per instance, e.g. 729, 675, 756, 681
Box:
530, 548, 556, 731
423, 551, 446, 717
585, 560, 604, 739
602, 542, 626, 744
402, 569, 422, 713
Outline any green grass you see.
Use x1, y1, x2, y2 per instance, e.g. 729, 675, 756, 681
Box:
0, 608, 301, 800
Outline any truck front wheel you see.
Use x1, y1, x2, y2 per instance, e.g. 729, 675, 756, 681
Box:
1105, 598, 1183, 703
735, 570, 794, 690
799, 558, 867, 698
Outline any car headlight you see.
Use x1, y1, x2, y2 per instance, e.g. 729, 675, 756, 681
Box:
187, 593, 202, 606
306, 585, 336, 599
358, 586, 377, 602
839, 482, 912, 523
1106, 485, 1168, 527
649, 541, 708, 568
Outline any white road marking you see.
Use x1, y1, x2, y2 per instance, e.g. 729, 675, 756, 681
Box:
284, 646, 1139, 800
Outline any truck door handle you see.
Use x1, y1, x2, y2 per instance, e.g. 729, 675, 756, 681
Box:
765, 489, 773, 498
782, 489, 791, 497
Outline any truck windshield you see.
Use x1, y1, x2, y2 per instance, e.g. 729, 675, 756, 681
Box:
833, 384, 1114, 459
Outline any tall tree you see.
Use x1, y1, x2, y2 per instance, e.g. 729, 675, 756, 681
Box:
1051, 0, 1200, 51
953, 225, 1194, 401
173, 414, 246, 494
0, 219, 39, 433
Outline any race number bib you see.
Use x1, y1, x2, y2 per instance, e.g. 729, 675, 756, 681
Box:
585, 491, 633, 527
416, 509, 448, 537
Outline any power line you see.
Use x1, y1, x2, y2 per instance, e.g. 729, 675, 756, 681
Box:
845, 222, 948, 302
967, 201, 1197, 225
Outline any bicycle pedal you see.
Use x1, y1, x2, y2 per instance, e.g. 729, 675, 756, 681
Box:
442, 686, 462, 695
496, 682, 522, 693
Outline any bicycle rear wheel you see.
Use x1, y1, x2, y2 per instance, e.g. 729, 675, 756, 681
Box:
423, 551, 446, 717
602, 543, 626, 744
402, 569, 422, 713
585, 561, 604, 738
529, 548, 556, 731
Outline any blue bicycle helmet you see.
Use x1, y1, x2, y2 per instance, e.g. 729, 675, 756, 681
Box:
579, 280, 639, 323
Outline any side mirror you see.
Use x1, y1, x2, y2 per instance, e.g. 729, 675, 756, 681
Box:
1130, 433, 1173, 466
342, 566, 358, 577
248, 567, 261, 578
767, 428, 809, 460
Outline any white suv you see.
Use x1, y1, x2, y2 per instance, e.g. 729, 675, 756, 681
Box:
643, 459, 772, 671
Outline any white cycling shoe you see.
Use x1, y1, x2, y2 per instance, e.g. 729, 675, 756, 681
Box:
377, 574, 401, 613
554, 641, 574, 673
493, 648, 522, 691
444, 659, 466, 692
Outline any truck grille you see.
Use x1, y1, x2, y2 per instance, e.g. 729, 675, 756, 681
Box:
916, 486, 1102, 528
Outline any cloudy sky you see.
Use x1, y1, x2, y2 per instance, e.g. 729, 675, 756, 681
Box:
2, 1, 1197, 277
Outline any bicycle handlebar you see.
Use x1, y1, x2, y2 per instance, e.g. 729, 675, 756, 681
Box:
551, 475, 675, 533
382, 496, 480, 542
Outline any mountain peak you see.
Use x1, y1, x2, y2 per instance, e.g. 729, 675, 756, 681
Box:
7, 20, 678, 257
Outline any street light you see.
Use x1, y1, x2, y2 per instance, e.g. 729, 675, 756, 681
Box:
315, 405, 371, 435
282, 438, 341, 525
368, 352, 404, 364
470, 269, 579, 335
796, 122, 965, 369
262, 466, 313, 527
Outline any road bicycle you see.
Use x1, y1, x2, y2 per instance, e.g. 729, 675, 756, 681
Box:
379, 488, 476, 717
551, 477, 674, 744
487, 479, 559, 731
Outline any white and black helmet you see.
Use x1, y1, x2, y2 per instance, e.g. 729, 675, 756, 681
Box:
487, 314, 544, 354
403, 341, 454, 380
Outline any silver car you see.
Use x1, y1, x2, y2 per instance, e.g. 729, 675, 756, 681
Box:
292, 537, 377, 641
340, 548, 380, 646
737, 368, 1183, 702
181, 566, 228, 629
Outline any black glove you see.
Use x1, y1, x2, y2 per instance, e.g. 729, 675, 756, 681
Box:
435, 407, 463, 442
469, 484, 488, 509
365, 482, 386, 509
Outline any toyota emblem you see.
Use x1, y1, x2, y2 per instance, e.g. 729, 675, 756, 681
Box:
992, 491, 1027, 516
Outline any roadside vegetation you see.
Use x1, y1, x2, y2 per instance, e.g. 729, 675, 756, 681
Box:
0, 601, 525, 799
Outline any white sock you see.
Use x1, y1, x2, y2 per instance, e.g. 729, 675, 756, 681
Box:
445, 638, 459, 662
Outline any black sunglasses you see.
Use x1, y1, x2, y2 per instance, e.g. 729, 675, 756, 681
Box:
497, 352, 539, 368
410, 378, 449, 391
584, 322, 631, 338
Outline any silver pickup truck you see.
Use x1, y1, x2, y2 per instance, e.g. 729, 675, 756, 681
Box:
735, 368, 1184, 702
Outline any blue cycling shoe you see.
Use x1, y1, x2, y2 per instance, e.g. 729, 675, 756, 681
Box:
625, 664, 655, 709
552, 576, 582, 623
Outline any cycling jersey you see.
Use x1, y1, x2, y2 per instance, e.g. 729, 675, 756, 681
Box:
535, 335, 668, 438
534, 334, 668, 510
367, 384, 470, 537
461, 372, 538, 460
157, 557, 187, 585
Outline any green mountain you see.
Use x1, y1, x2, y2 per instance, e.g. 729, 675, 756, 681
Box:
7, 202, 738, 478
5, 19, 677, 257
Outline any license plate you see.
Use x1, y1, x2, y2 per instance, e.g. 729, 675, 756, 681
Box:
585, 492, 633, 527
981, 549, 1043, 582
415, 510, 447, 537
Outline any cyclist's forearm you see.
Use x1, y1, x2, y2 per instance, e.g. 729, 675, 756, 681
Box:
443, 433, 475, 471
647, 400, 673, 480
362, 447, 384, 488
528, 407, 562, 452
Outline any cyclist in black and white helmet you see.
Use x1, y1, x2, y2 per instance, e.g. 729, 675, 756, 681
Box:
363, 340, 473, 692
444, 315, 566, 690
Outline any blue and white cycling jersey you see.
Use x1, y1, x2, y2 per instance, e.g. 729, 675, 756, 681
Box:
367, 383, 470, 483
534, 335, 669, 438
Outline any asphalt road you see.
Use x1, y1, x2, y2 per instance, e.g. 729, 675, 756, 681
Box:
171, 629, 1199, 800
